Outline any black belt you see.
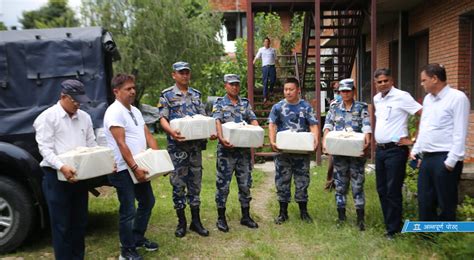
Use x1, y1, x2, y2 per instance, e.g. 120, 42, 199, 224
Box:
376, 142, 398, 150
422, 151, 448, 157
263, 64, 275, 67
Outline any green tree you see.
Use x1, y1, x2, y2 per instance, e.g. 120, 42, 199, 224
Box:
19, 0, 79, 29
0, 22, 7, 31
81, 0, 223, 105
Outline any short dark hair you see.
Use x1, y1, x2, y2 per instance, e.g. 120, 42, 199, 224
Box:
421, 63, 447, 82
111, 73, 135, 89
374, 68, 392, 78
264, 37, 270, 42
284, 77, 300, 88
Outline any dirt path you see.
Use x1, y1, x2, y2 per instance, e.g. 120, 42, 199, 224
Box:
252, 162, 276, 222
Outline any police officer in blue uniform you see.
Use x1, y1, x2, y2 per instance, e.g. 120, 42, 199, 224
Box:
212, 74, 259, 232
158, 61, 216, 237
322, 78, 372, 231
268, 77, 319, 224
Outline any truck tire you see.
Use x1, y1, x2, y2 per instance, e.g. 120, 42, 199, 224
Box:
0, 176, 34, 253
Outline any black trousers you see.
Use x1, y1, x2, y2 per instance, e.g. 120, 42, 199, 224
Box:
418, 152, 462, 221
375, 145, 408, 234
42, 167, 89, 260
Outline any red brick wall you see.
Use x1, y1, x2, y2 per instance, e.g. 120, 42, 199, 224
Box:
409, 0, 474, 90
209, 0, 247, 12
375, 0, 474, 161
375, 21, 398, 69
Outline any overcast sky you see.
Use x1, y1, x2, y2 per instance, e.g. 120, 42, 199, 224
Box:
0, 0, 81, 29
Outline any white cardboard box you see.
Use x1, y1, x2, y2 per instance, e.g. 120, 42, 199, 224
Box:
276, 130, 315, 153
57, 146, 115, 181
128, 149, 175, 184
169, 115, 216, 141
325, 131, 365, 157
222, 122, 264, 148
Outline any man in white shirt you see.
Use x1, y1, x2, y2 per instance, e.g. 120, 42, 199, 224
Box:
104, 74, 159, 260
34, 79, 96, 260
373, 68, 422, 239
410, 63, 470, 221
253, 37, 277, 103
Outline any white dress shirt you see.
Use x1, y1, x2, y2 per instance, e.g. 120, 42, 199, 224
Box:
103, 100, 146, 172
412, 85, 470, 168
255, 47, 277, 66
374, 87, 422, 144
33, 102, 97, 170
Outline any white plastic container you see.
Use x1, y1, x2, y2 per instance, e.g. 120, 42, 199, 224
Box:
325, 130, 365, 157
128, 149, 175, 184
57, 146, 115, 181
276, 130, 315, 153
222, 122, 264, 148
169, 115, 216, 141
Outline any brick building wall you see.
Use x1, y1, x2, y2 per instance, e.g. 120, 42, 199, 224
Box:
375, 0, 474, 161
209, 0, 247, 11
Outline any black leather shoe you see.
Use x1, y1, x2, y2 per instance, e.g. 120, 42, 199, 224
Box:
175, 208, 187, 238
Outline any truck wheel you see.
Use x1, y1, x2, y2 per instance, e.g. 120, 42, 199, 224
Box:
0, 176, 34, 253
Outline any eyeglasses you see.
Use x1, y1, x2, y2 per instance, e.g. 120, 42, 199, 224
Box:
65, 95, 79, 105
340, 90, 352, 93
128, 111, 138, 126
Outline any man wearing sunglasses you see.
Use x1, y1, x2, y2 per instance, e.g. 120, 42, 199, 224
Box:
212, 74, 259, 232
322, 78, 371, 231
159, 61, 215, 238
33, 79, 96, 260
373, 68, 421, 240
104, 74, 159, 260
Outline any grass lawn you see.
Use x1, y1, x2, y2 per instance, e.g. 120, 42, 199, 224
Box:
5, 135, 474, 259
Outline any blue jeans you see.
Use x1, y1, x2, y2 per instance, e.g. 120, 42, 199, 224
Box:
42, 167, 88, 260
108, 170, 155, 249
375, 146, 408, 234
262, 65, 276, 99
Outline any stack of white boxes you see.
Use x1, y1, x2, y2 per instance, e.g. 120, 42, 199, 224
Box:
325, 131, 365, 157
222, 122, 264, 148
170, 115, 216, 140
57, 146, 115, 181
276, 130, 315, 153
128, 149, 175, 184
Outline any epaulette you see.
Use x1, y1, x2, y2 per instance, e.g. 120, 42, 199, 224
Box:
190, 87, 201, 95
162, 86, 174, 93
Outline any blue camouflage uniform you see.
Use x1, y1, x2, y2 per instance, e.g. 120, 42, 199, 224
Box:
158, 84, 207, 210
212, 95, 257, 209
268, 99, 318, 203
323, 101, 371, 210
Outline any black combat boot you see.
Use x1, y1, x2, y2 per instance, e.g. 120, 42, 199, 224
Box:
274, 202, 289, 225
189, 206, 209, 236
298, 202, 313, 223
337, 208, 346, 223
240, 206, 258, 228
356, 208, 365, 231
216, 207, 229, 232
175, 208, 187, 238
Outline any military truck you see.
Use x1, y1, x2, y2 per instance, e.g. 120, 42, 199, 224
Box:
0, 27, 119, 253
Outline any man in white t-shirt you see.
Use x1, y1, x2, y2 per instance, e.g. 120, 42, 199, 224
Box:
253, 37, 277, 103
104, 74, 159, 260
373, 68, 422, 240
